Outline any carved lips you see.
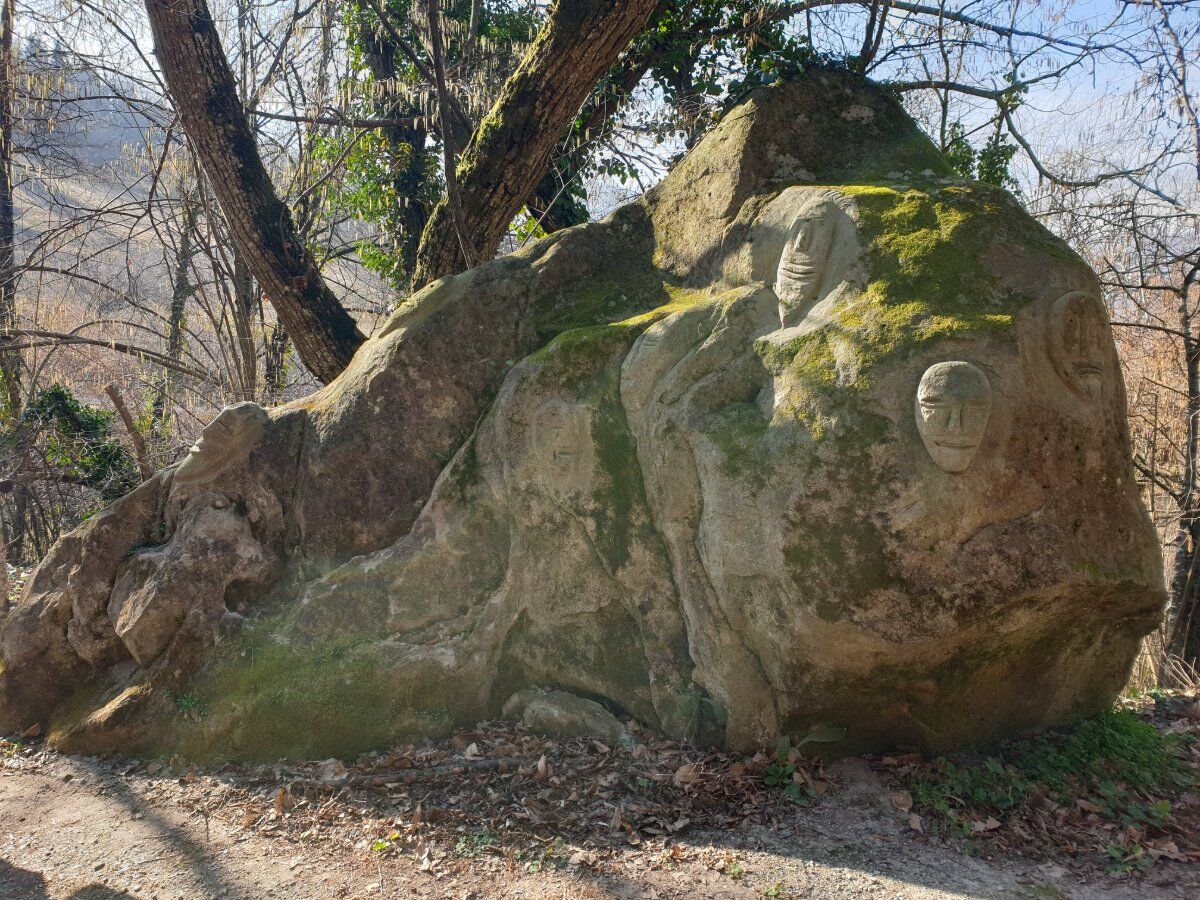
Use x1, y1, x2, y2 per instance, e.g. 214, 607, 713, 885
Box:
915, 361, 992, 474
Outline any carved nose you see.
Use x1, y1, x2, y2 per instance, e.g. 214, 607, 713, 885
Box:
946, 406, 962, 430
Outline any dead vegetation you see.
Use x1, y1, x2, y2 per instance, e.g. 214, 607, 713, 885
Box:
4, 697, 1197, 898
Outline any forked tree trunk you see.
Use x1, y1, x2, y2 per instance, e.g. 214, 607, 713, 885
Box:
411, 0, 659, 289
144, 0, 364, 384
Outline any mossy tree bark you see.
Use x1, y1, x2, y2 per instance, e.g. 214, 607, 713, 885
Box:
410, 0, 659, 290
144, 0, 365, 385
525, 16, 668, 235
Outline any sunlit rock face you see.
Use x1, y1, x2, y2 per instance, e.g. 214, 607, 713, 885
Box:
0, 70, 1164, 761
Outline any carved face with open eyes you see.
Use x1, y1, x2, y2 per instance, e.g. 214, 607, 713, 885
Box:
174, 402, 269, 486
915, 362, 992, 474
1048, 291, 1109, 402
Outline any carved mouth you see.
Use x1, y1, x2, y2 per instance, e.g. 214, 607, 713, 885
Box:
1073, 364, 1102, 377
779, 265, 818, 279
933, 439, 978, 449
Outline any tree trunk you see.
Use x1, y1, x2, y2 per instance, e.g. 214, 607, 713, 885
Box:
0, 0, 20, 419
1168, 333, 1200, 666
263, 320, 289, 403
525, 32, 659, 235
353, 0, 432, 286
144, 0, 364, 384
152, 197, 197, 425
231, 251, 258, 401
1167, 519, 1200, 665
411, 0, 658, 289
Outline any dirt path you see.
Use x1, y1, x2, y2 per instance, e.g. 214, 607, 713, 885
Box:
4, 743, 1195, 900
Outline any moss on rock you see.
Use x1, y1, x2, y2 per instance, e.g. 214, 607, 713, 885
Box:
176, 627, 455, 761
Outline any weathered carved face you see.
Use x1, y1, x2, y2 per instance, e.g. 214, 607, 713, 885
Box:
776, 196, 839, 316
915, 361, 992, 473
751, 188, 860, 326
174, 402, 269, 486
530, 398, 592, 500
1048, 291, 1108, 401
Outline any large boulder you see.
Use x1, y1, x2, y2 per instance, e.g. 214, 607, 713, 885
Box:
0, 70, 1164, 760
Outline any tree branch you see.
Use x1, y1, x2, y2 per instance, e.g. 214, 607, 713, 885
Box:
3, 329, 216, 384
412, 0, 659, 289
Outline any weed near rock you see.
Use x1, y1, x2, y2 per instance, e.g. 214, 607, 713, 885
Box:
891, 705, 1199, 872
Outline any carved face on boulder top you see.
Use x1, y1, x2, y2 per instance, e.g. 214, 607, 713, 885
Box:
915, 361, 992, 473
752, 188, 859, 326
174, 402, 269, 486
1048, 291, 1108, 401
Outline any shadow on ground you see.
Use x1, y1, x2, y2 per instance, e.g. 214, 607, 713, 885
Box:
0, 859, 133, 899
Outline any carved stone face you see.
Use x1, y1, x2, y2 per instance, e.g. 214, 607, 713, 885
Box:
1048, 291, 1108, 401
750, 188, 859, 327
174, 402, 269, 486
775, 195, 839, 319
915, 362, 992, 474
530, 399, 592, 499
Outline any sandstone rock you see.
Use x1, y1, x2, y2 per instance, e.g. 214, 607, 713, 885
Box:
502, 690, 630, 746
0, 70, 1165, 760
108, 502, 275, 667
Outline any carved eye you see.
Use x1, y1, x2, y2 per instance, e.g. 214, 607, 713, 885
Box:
791, 220, 815, 253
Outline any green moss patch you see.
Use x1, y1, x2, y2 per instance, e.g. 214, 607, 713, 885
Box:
705, 401, 772, 480
900, 709, 1196, 870
588, 392, 643, 571
531, 265, 669, 340
531, 284, 714, 385
177, 626, 452, 762
761, 183, 1078, 392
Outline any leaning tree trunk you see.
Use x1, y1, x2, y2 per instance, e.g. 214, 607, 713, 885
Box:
144, 0, 364, 384
525, 27, 662, 235
411, 0, 659, 290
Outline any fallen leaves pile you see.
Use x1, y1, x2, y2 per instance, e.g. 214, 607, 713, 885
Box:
148, 720, 832, 877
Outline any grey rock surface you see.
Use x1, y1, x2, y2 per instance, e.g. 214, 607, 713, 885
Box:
0, 70, 1165, 761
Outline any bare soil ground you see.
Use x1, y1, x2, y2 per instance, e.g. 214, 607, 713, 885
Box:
2, 716, 1197, 900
